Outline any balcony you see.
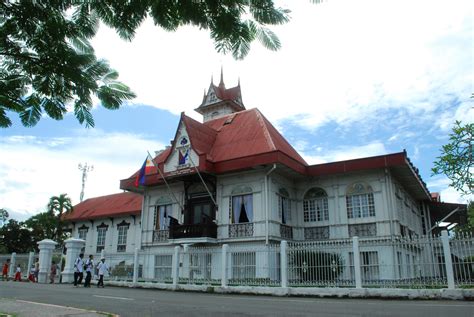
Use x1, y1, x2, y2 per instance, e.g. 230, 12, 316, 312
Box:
229, 223, 254, 238
169, 222, 217, 240
280, 224, 293, 240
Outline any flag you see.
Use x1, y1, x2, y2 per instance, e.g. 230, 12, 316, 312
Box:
135, 154, 154, 187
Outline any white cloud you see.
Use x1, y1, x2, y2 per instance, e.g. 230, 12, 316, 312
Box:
89, 0, 472, 133
427, 176, 471, 204
301, 142, 388, 165
0, 132, 164, 218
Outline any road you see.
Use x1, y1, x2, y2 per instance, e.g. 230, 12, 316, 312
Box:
0, 282, 473, 317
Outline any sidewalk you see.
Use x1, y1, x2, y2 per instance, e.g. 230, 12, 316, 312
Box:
0, 298, 116, 317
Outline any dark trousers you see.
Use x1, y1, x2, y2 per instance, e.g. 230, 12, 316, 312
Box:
84, 271, 91, 287
73, 272, 83, 286
98, 274, 104, 287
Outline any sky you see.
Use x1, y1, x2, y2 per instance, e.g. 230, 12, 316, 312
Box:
1, 0, 472, 222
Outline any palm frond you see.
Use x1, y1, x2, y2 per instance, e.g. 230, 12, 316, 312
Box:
0, 107, 12, 128
74, 102, 94, 128
257, 26, 281, 51
19, 95, 42, 127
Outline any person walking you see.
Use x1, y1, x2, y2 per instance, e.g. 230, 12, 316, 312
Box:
13, 264, 21, 282
49, 261, 57, 284
34, 258, 39, 283
2, 259, 10, 281
96, 257, 109, 288
84, 255, 94, 287
73, 253, 84, 286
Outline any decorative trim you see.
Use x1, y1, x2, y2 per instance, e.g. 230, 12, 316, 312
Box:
96, 222, 109, 230
78, 224, 89, 232
116, 220, 130, 228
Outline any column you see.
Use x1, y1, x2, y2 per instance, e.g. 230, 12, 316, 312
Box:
441, 230, 455, 289
352, 236, 362, 288
62, 238, 85, 283
280, 241, 288, 288
37, 239, 58, 284
221, 244, 228, 287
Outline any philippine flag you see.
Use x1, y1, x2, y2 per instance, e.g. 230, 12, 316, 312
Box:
135, 154, 154, 187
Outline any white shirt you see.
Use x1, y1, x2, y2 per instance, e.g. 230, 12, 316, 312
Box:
85, 259, 94, 272
97, 261, 109, 276
75, 257, 84, 273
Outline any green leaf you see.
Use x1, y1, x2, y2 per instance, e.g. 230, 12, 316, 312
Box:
19, 95, 42, 127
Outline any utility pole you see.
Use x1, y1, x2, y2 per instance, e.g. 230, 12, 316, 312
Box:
78, 163, 94, 202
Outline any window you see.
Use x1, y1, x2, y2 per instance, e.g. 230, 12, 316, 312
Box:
155, 255, 172, 282
303, 188, 328, 222
346, 183, 375, 219
116, 221, 130, 252
231, 194, 253, 223
154, 204, 172, 230
96, 227, 107, 253
349, 251, 379, 281
278, 188, 291, 224
78, 229, 87, 240
231, 252, 256, 280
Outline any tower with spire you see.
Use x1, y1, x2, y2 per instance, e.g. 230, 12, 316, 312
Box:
195, 68, 245, 122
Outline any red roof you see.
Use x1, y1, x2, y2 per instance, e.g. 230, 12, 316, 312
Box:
120, 109, 430, 201
63, 192, 142, 221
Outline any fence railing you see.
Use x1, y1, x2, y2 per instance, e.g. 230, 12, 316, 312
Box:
2, 231, 473, 289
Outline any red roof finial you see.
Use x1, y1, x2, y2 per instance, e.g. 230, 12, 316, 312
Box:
219, 66, 225, 88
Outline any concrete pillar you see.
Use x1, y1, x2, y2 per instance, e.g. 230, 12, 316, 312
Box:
9, 252, 16, 278
133, 248, 139, 283
172, 246, 180, 286
441, 230, 455, 289
27, 251, 35, 278
62, 238, 85, 283
221, 244, 228, 287
37, 239, 57, 284
280, 241, 288, 288
352, 236, 362, 288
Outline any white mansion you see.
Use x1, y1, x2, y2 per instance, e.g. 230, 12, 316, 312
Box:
64, 74, 464, 282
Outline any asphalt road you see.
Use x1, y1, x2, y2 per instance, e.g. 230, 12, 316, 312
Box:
0, 281, 473, 317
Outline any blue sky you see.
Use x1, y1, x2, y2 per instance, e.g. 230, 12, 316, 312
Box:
0, 0, 472, 221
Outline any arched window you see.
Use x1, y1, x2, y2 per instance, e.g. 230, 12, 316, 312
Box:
277, 188, 291, 224
346, 182, 375, 218
230, 186, 253, 223
303, 188, 328, 222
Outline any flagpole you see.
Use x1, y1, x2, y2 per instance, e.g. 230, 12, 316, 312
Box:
147, 151, 185, 213
187, 152, 218, 208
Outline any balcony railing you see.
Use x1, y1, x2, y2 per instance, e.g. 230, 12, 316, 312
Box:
229, 223, 254, 238
280, 224, 293, 240
169, 222, 217, 239
153, 229, 169, 242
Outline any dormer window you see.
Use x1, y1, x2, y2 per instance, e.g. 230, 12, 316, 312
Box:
208, 93, 217, 102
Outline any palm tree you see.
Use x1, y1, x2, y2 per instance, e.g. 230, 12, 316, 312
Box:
48, 194, 73, 241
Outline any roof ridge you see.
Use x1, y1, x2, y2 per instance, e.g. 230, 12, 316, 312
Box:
255, 109, 276, 151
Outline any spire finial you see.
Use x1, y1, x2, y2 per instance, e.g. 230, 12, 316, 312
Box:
211, 74, 214, 85
219, 66, 225, 88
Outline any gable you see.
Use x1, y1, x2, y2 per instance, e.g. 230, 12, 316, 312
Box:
163, 121, 198, 174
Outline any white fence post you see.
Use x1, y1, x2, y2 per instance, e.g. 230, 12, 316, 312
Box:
37, 239, 57, 284
27, 251, 35, 278
133, 248, 139, 284
441, 230, 455, 289
221, 244, 228, 287
281, 241, 288, 288
62, 238, 85, 283
172, 246, 180, 286
352, 236, 362, 289
9, 252, 16, 278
